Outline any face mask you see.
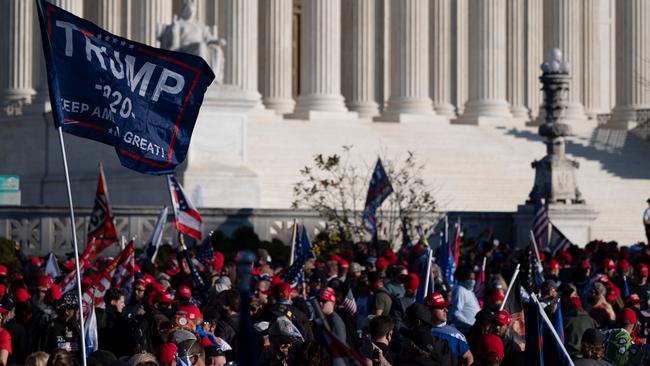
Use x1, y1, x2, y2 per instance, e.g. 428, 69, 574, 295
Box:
461, 280, 476, 289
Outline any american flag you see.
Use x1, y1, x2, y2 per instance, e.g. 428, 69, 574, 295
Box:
341, 289, 357, 315
167, 175, 202, 241
282, 225, 314, 286
533, 204, 549, 251
196, 236, 215, 268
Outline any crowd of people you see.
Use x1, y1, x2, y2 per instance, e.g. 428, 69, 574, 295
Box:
0, 225, 648, 366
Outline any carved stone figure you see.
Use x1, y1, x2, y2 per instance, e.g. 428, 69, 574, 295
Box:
158, 0, 226, 84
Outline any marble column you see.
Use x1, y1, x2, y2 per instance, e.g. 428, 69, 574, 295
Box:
131, 0, 173, 47
545, 0, 587, 122
609, 0, 650, 129
430, 0, 455, 117
452, 0, 468, 115
289, 0, 353, 120
582, 0, 602, 119
525, 0, 543, 122
506, 0, 529, 119
376, 0, 435, 122
221, 0, 264, 107
0, 0, 35, 115
51, 0, 83, 15
456, 0, 512, 124
258, 0, 294, 115
91, 0, 122, 35
346, 0, 379, 119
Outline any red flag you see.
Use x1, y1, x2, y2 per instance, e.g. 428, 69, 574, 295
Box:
86, 163, 118, 257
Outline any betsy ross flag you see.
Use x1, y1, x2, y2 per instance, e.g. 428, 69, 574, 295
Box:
167, 175, 202, 241
533, 204, 549, 251
362, 159, 393, 235
36, 0, 215, 174
282, 225, 314, 286
524, 294, 574, 366
86, 163, 119, 258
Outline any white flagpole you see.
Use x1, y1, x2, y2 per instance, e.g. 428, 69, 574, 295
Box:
56, 127, 87, 366
165, 175, 180, 247
423, 248, 434, 298
289, 218, 298, 266
529, 230, 545, 273
500, 263, 520, 311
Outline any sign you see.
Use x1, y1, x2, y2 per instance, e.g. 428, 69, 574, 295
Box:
36, 0, 215, 175
0, 176, 19, 191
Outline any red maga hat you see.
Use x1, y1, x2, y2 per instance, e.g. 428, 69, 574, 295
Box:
478, 334, 504, 362
317, 287, 337, 304
492, 310, 511, 326
424, 292, 451, 308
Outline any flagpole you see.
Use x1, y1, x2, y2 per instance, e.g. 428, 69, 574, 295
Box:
501, 263, 520, 311
56, 127, 87, 366
165, 175, 179, 248
529, 230, 544, 271
289, 218, 298, 266
423, 248, 433, 298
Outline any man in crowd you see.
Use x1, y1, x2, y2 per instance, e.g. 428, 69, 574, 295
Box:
426, 292, 474, 365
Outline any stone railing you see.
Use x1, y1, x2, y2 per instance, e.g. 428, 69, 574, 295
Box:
0, 206, 514, 255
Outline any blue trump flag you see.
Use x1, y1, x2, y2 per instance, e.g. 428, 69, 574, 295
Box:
437, 229, 455, 287
36, 0, 215, 175
525, 295, 574, 366
362, 158, 394, 235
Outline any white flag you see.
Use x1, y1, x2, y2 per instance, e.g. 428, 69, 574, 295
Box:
44, 253, 61, 278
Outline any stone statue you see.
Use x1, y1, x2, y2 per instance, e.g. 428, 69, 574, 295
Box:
158, 0, 226, 84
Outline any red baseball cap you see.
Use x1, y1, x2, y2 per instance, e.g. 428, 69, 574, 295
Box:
579, 259, 591, 270
424, 292, 451, 308
37, 275, 52, 291
376, 258, 389, 272
492, 310, 511, 326
618, 260, 631, 272
156, 292, 174, 304
177, 285, 192, 299
488, 290, 505, 305
0, 307, 9, 315
547, 259, 560, 271
339, 259, 350, 269
134, 279, 147, 289
14, 287, 31, 303
404, 274, 419, 291
558, 250, 572, 264
637, 263, 649, 278
50, 284, 62, 300
178, 305, 202, 321
626, 294, 641, 305
0, 265, 8, 277
274, 282, 293, 299
478, 334, 504, 362
601, 258, 616, 270
318, 287, 337, 304
156, 343, 177, 364
617, 308, 637, 325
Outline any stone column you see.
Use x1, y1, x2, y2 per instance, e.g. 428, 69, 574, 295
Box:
289, 0, 353, 120
259, 0, 294, 115
91, 0, 122, 35
220, 0, 264, 106
456, 0, 512, 124
346, 0, 379, 119
525, 0, 543, 122
609, 0, 650, 129
452, 0, 468, 115
545, 0, 587, 122
131, 0, 173, 47
51, 0, 83, 15
583, 0, 602, 119
376, 0, 435, 122
507, 0, 528, 119
430, 0, 455, 117
0, 0, 36, 115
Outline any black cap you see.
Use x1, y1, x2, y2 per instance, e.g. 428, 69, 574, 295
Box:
581, 328, 604, 345
406, 303, 433, 327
